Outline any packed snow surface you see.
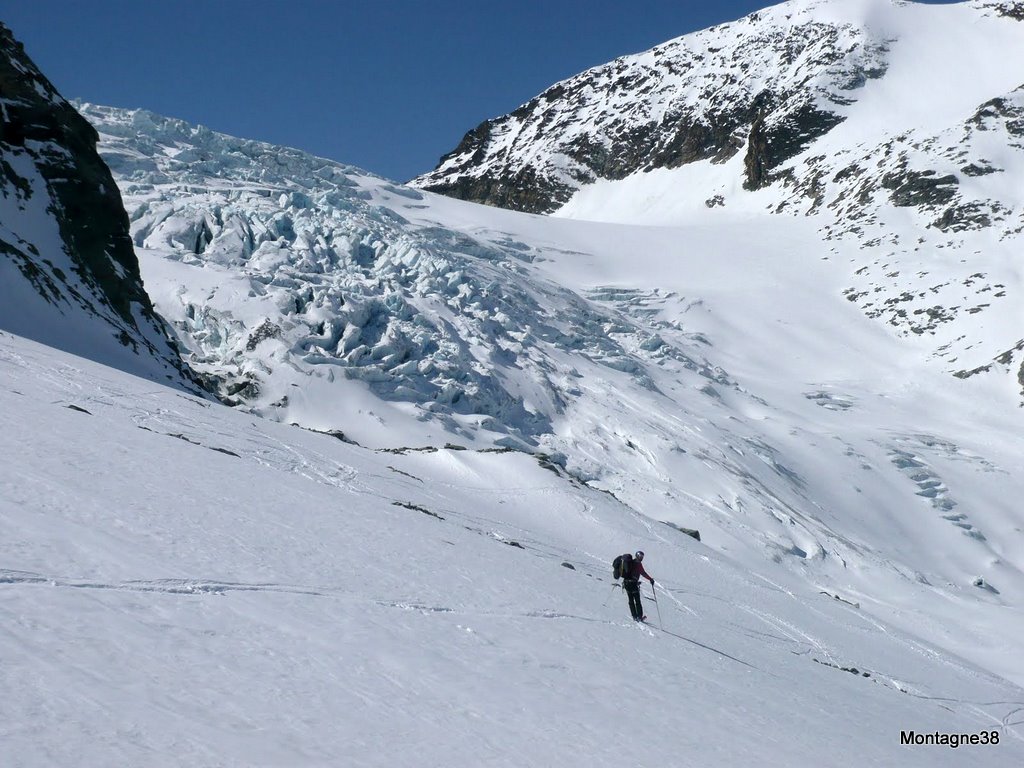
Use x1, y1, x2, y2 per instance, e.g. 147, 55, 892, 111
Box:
2, 330, 1023, 766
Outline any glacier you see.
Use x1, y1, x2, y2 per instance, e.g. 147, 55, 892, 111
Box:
72, 97, 1024, 699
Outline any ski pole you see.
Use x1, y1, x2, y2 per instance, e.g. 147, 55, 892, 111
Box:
652, 585, 663, 630
598, 581, 614, 606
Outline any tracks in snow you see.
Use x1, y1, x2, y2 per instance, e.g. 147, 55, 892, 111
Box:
0, 569, 328, 597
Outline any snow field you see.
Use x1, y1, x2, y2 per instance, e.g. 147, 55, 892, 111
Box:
2, 331, 1023, 766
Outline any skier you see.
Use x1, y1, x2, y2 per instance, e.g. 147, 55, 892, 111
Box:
623, 550, 655, 622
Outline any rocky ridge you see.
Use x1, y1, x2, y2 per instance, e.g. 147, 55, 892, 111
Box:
0, 24, 201, 390
410, 0, 893, 212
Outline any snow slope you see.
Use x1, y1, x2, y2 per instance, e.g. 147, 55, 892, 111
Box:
410, 186, 1024, 689
3, 329, 1023, 767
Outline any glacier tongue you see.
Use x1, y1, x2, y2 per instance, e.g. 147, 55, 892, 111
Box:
81, 104, 728, 450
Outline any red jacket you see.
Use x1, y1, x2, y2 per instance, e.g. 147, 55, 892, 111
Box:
627, 558, 653, 583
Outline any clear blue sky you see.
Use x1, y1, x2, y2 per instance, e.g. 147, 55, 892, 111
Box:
5, 0, 959, 183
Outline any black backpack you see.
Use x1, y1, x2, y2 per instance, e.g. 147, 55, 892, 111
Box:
612, 552, 633, 580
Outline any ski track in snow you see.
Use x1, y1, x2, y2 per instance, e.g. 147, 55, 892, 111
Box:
0, 570, 329, 597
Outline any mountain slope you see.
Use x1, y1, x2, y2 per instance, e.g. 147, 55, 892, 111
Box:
411, 0, 1024, 214
3, 329, 1023, 766
0, 24, 200, 389
411, 0, 1024, 391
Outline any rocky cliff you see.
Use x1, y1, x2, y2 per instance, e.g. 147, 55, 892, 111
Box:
0, 23, 202, 390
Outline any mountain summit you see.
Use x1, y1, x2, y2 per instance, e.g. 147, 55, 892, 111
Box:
411, 0, 1024, 215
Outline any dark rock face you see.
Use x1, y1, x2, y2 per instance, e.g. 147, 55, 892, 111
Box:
422, 156, 575, 215
881, 169, 959, 208
411, 11, 888, 213
743, 99, 845, 191
982, 2, 1024, 21
244, 319, 283, 351
0, 23, 202, 390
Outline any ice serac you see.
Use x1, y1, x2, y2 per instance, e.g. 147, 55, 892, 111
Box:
81, 104, 731, 447
0, 23, 201, 391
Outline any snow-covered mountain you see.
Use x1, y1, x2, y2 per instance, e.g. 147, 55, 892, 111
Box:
0, 24, 201, 391
411, 0, 896, 210
413, 0, 1024, 389
5, 3, 1024, 762
412, 0, 1023, 214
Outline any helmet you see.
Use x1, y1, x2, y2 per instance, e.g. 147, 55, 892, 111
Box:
635, 550, 645, 561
